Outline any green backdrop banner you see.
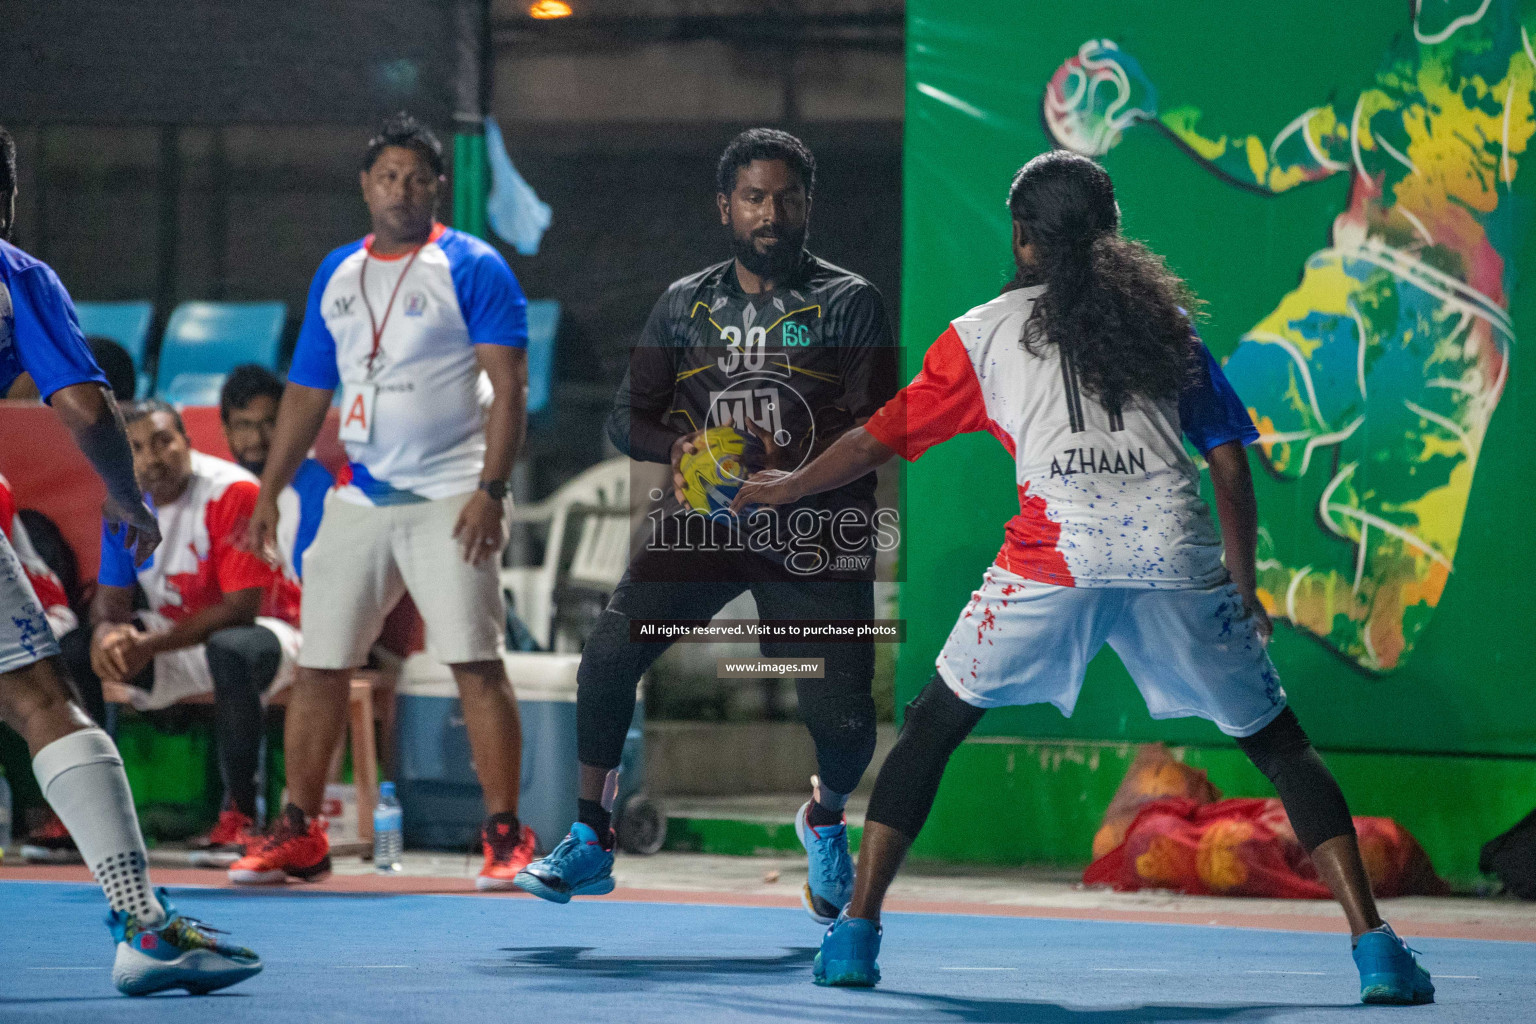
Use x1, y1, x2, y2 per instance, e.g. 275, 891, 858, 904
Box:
900, 0, 1536, 756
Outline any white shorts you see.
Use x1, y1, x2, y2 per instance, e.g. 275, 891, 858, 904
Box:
129, 612, 302, 712
298, 491, 506, 669
0, 530, 60, 674
936, 566, 1286, 738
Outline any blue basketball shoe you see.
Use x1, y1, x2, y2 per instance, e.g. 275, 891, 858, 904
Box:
814, 911, 881, 987
1354, 923, 1434, 1005
109, 889, 262, 996
513, 822, 616, 904
796, 800, 854, 924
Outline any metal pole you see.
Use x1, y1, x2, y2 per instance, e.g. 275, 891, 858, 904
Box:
209, 126, 229, 300
452, 0, 490, 239
156, 125, 181, 367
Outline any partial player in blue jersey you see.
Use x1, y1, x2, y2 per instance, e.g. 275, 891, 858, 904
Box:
0, 123, 262, 995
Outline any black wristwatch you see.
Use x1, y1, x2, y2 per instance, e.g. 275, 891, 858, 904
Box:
477, 479, 509, 501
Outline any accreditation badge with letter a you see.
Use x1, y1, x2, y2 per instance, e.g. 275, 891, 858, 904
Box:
338, 381, 378, 443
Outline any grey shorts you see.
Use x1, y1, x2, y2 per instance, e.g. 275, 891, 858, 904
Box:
298, 492, 505, 669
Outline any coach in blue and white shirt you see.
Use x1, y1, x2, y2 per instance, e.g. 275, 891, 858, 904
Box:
240, 114, 537, 887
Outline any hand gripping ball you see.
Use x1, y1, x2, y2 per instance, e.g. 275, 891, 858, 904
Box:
679, 425, 764, 517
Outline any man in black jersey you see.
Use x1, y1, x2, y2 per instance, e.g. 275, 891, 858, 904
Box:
516, 129, 897, 923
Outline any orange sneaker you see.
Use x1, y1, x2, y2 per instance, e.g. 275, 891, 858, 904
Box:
20, 812, 82, 864
191, 808, 256, 852
188, 808, 258, 869
476, 814, 538, 891
228, 805, 331, 885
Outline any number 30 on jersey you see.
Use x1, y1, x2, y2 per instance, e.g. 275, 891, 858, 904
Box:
718, 325, 765, 373
718, 320, 811, 374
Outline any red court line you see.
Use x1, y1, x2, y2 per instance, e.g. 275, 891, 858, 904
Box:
4, 865, 1531, 944
0, 865, 481, 896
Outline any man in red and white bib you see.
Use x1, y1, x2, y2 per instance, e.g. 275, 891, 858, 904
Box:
56, 400, 301, 855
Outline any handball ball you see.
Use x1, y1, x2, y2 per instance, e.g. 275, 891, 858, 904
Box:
680, 425, 765, 516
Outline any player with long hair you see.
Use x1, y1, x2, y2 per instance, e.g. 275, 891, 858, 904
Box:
735, 150, 1434, 1006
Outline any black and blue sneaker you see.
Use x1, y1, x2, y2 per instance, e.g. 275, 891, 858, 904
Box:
795, 800, 854, 925
513, 822, 616, 904
108, 889, 262, 996
814, 910, 881, 987
1354, 923, 1434, 1005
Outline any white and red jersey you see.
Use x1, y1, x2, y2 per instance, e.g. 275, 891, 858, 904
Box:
98, 451, 301, 625
865, 286, 1258, 589
0, 473, 76, 637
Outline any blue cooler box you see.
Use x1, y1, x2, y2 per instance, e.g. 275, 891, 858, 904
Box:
396, 651, 582, 854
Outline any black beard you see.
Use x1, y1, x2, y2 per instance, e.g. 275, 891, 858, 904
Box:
731, 225, 807, 282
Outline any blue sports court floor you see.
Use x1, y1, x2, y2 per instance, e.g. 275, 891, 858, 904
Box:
2, 879, 1531, 1023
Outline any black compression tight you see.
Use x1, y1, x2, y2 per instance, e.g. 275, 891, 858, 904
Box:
864, 679, 1354, 854
793, 677, 877, 797
576, 608, 878, 796
1235, 707, 1356, 851
205, 625, 282, 820
865, 675, 985, 840
576, 609, 665, 773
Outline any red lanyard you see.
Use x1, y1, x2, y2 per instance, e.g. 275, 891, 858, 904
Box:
359, 242, 424, 376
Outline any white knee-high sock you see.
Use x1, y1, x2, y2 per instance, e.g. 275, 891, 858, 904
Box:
33, 728, 164, 926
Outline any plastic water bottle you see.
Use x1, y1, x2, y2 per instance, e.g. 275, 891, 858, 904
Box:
0, 773, 12, 861
373, 782, 403, 873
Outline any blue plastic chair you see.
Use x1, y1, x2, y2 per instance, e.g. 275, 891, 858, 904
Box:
74, 301, 154, 398
154, 302, 287, 400
525, 299, 560, 416
160, 372, 230, 408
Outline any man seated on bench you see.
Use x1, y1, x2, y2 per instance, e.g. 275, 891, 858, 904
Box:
46, 399, 304, 862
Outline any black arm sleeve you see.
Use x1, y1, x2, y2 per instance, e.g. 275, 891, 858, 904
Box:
604, 296, 683, 463
835, 284, 900, 419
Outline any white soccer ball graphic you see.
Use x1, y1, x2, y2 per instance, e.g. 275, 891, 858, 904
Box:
1043, 39, 1157, 157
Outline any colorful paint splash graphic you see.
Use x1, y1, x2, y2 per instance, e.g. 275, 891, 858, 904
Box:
1045, 1, 1534, 672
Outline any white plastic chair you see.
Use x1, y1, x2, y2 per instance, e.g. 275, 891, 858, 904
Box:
547, 502, 635, 652
501, 457, 631, 649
